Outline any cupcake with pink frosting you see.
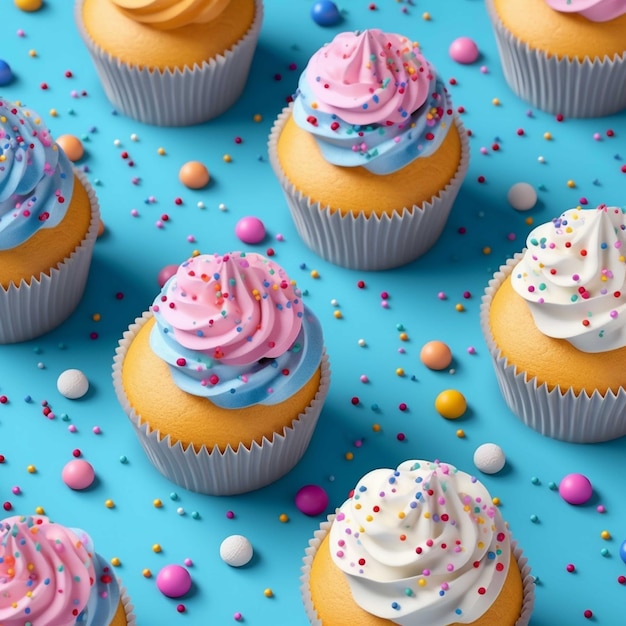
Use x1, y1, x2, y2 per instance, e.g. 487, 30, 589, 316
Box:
268, 29, 469, 270
486, 0, 626, 117
113, 251, 329, 495
302, 460, 534, 625
0, 515, 135, 626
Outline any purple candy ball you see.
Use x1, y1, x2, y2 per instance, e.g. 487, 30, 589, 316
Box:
156, 564, 192, 598
295, 484, 328, 516
559, 473, 593, 505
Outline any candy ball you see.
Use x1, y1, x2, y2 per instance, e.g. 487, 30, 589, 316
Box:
57, 369, 89, 399
219, 535, 254, 567
55, 134, 85, 162
62, 459, 95, 490
420, 340, 453, 370
619, 539, 626, 564
235, 216, 266, 244
156, 564, 192, 598
295, 484, 328, 516
0, 60, 14, 87
473, 443, 506, 474
157, 264, 178, 288
15, 0, 43, 11
434, 389, 467, 419
507, 182, 537, 211
449, 37, 479, 64
311, 0, 342, 26
178, 161, 210, 189
559, 473, 593, 505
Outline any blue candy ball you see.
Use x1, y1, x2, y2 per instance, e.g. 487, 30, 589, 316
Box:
620, 539, 626, 564
0, 60, 14, 87
311, 0, 342, 27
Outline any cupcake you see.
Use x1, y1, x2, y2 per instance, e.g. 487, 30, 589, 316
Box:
0, 98, 100, 344
0, 515, 135, 625
268, 29, 469, 271
486, 0, 626, 117
481, 205, 626, 443
302, 460, 534, 626
113, 251, 330, 495
75, 0, 263, 126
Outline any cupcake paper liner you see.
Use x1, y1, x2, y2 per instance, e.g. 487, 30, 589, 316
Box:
481, 254, 626, 443
486, 0, 626, 117
268, 106, 470, 271
301, 515, 534, 626
119, 580, 136, 626
112, 311, 331, 496
0, 170, 100, 344
75, 0, 263, 126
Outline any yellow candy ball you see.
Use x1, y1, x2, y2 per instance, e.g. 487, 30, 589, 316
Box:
15, 0, 43, 12
435, 389, 467, 419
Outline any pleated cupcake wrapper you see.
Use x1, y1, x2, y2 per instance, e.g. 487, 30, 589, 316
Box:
486, 0, 626, 117
113, 311, 331, 495
75, 0, 263, 126
268, 107, 470, 271
0, 169, 100, 344
481, 254, 626, 443
118, 580, 136, 626
300, 514, 535, 626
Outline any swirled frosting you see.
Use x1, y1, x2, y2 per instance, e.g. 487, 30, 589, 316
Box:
544, 0, 626, 22
0, 99, 75, 251
0, 515, 120, 626
292, 29, 454, 175
511, 205, 626, 353
150, 252, 324, 409
329, 460, 511, 626
111, 0, 230, 29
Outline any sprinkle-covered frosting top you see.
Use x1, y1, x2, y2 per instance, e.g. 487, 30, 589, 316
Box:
111, 0, 231, 29
0, 98, 75, 251
330, 460, 511, 625
150, 252, 324, 408
544, 0, 626, 21
0, 515, 120, 626
292, 29, 454, 175
512, 205, 626, 353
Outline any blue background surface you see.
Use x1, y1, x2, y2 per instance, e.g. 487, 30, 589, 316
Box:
2, 1, 626, 624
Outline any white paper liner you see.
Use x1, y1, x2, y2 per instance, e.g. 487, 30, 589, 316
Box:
112, 311, 331, 495
75, 0, 263, 126
118, 580, 136, 626
268, 106, 470, 271
0, 169, 100, 344
485, 0, 626, 117
301, 515, 534, 626
481, 254, 626, 443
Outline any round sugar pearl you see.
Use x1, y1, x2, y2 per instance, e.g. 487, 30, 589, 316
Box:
15, 0, 43, 11
235, 216, 266, 244
619, 539, 626, 564
311, 0, 341, 26
57, 369, 89, 399
434, 389, 467, 419
0, 60, 14, 87
507, 182, 537, 211
55, 134, 85, 162
157, 264, 178, 288
219, 535, 254, 567
473, 443, 506, 474
295, 484, 329, 516
62, 459, 95, 490
449, 37, 479, 64
559, 473, 593, 505
156, 565, 192, 598
178, 161, 210, 189
420, 340, 452, 370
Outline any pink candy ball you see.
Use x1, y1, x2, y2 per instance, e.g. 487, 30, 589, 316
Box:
449, 37, 479, 64
559, 473, 593, 505
61, 459, 95, 490
295, 484, 328, 516
157, 264, 178, 288
235, 216, 266, 244
156, 564, 192, 598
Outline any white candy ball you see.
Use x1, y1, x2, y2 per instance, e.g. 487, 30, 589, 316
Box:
56, 369, 89, 399
219, 535, 253, 567
507, 182, 537, 211
473, 443, 506, 474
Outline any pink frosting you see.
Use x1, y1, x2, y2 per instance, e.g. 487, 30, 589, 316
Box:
0, 516, 95, 625
153, 252, 304, 366
306, 29, 431, 125
544, 0, 626, 21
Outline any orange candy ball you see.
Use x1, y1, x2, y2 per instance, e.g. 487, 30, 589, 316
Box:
435, 389, 467, 420
55, 134, 84, 162
178, 161, 210, 189
420, 340, 453, 370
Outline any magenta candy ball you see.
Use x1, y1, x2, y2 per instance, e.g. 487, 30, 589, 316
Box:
156, 564, 192, 598
157, 264, 178, 288
559, 473, 593, 505
295, 484, 328, 516
449, 37, 479, 64
235, 216, 266, 244
61, 459, 95, 490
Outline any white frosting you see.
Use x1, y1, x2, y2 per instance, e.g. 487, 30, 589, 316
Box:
329, 460, 511, 625
511, 205, 626, 353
